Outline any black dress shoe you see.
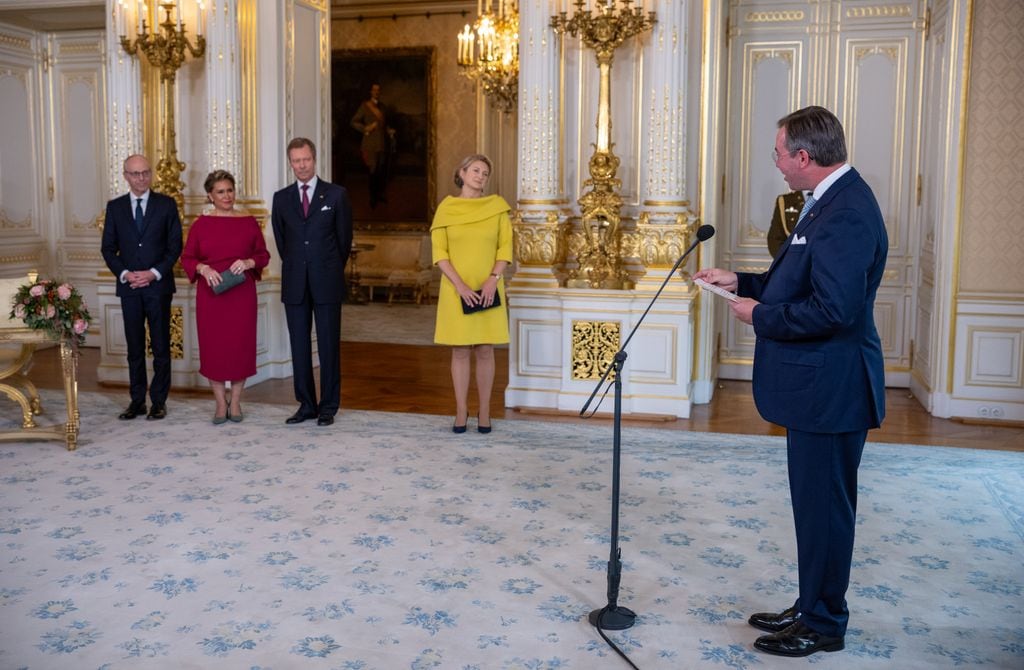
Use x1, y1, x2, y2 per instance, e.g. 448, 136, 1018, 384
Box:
754, 621, 844, 657
748, 606, 799, 633
285, 410, 317, 425
317, 414, 334, 426
146, 404, 166, 420
119, 403, 146, 420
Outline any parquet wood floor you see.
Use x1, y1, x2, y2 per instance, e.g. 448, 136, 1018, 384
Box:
25, 342, 1024, 451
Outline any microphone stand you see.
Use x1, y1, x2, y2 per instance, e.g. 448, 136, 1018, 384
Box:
581, 227, 713, 631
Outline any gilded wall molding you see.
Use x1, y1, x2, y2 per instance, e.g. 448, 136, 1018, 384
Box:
847, 6, 913, 19
240, 0, 259, 197
745, 11, 805, 24
854, 45, 900, 62
0, 251, 42, 264
0, 212, 33, 230
0, 32, 31, 51
752, 49, 794, 66
58, 41, 103, 56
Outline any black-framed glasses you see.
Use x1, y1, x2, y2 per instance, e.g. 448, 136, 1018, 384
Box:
124, 170, 151, 179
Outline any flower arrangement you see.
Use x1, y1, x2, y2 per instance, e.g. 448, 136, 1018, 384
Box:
9, 279, 93, 346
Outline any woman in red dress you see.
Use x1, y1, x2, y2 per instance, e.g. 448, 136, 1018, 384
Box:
182, 170, 270, 423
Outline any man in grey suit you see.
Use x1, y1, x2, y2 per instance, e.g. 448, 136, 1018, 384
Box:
696, 106, 887, 657
100, 154, 183, 420
271, 137, 353, 426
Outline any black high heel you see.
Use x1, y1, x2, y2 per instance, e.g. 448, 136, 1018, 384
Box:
453, 414, 468, 434
477, 415, 491, 434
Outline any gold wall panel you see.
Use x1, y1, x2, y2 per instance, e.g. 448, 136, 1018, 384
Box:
571, 320, 620, 381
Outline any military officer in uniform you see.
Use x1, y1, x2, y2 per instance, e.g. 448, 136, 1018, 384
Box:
766, 190, 807, 258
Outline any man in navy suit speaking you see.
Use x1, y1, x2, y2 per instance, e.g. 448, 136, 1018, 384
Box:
101, 154, 183, 421
695, 106, 887, 658
271, 137, 353, 427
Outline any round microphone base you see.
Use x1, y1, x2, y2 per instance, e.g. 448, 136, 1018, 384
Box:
588, 605, 637, 630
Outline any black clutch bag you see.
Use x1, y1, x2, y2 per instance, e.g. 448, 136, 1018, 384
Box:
212, 269, 246, 295
461, 290, 501, 314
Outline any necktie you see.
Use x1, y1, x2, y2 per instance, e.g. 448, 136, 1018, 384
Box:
301, 184, 310, 218
796, 194, 816, 226
134, 198, 144, 233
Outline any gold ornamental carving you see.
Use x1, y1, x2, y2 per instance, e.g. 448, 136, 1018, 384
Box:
847, 6, 912, 19
120, 2, 206, 218
552, 1, 656, 290
635, 212, 696, 268
572, 320, 621, 380
745, 11, 805, 23
145, 305, 184, 360
512, 210, 567, 267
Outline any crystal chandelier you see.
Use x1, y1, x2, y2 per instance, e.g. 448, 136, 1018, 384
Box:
456, 0, 519, 113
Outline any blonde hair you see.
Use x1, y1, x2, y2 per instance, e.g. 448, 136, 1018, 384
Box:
453, 154, 492, 189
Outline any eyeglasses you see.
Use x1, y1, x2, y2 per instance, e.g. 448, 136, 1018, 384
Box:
771, 148, 799, 163
124, 170, 151, 179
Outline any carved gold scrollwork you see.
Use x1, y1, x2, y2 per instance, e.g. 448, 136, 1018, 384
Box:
145, 305, 184, 360
512, 210, 568, 267
572, 320, 620, 381
635, 212, 696, 268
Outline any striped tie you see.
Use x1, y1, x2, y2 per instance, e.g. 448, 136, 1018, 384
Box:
797, 195, 816, 226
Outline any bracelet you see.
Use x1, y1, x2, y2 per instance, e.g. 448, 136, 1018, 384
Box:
490, 273, 501, 280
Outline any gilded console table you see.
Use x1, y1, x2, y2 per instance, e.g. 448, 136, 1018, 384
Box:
0, 329, 80, 451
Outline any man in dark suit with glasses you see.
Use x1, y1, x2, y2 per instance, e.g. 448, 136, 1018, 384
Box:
100, 154, 182, 420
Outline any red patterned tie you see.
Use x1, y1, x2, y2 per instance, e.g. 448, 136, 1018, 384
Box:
301, 183, 310, 217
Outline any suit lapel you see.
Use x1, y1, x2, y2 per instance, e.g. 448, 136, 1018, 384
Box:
140, 195, 154, 235
308, 180, 327, 219
763, 169, 861, 280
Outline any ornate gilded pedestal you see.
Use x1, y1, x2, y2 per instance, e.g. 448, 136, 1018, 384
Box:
0, 331, 80, 451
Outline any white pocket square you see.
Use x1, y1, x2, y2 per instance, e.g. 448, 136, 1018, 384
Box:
792, 235, 807, 245
320, 205, 332, 211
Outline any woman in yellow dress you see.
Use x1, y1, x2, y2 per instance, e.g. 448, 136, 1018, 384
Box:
430, 154, 513, 434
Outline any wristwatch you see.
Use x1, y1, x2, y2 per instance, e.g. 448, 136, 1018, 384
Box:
490, 273, 501, 280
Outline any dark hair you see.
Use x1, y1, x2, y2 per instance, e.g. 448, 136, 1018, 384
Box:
778, 106, 847, 166
203, 169, 236, 194
453, 154, 492, 188
287, 137, 317, 160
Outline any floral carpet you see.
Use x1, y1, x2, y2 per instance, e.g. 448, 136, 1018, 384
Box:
1, 391, 1022, 669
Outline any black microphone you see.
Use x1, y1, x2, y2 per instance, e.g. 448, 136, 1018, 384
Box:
696, 224, 715, 242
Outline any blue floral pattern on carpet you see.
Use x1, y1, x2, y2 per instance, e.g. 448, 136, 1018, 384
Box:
1, 391, 1022, 669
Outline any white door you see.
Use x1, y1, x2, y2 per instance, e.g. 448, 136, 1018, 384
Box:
718, 0, 926, 387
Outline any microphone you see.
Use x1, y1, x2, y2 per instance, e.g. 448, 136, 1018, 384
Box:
696, 224, 715, 242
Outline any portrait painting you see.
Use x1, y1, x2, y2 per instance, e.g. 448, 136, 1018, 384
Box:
331, 47, 435, 230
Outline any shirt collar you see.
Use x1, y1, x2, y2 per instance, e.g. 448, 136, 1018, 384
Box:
811, 163, 851, 201
298, 176, 319, 194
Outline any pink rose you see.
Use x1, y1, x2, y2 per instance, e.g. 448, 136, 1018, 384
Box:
29, 285, 44, 297
73, 319, 88, 334
14, 304, 25, 318
46, 305, 56, 318
57, 284, 72, 300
